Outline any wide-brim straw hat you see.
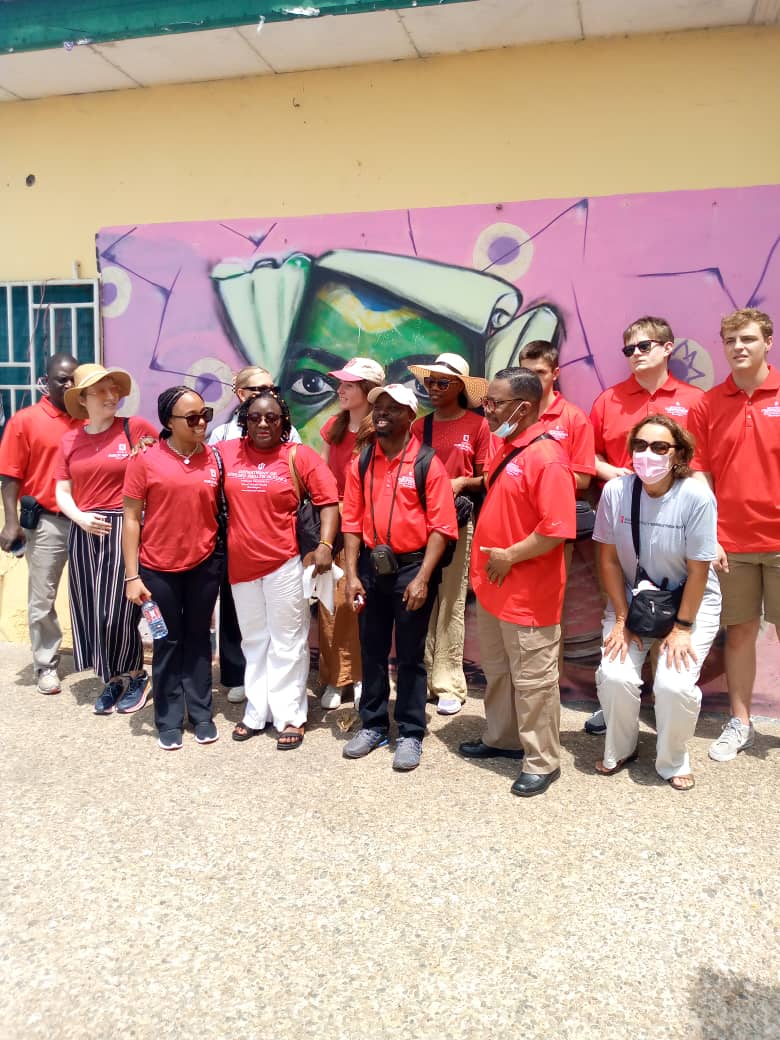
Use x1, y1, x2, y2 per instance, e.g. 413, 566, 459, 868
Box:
64, 363, 132, 418
407, 352, 487, 409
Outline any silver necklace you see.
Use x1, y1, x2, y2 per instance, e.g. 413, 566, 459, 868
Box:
167, 440, 200, 465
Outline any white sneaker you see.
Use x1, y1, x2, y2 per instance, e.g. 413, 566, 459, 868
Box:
709, 717, 755, 762
353, 681, 362, 710
36, 668, 61, 695
320, 685, 342, 710
437, 697, 462, 716
226, 686, 246, 704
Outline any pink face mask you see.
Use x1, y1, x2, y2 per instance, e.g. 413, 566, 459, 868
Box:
632, 449, 672, 484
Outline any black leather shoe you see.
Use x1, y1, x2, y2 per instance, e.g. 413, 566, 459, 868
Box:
510, 768, 561, 797
459, 740, 524, 760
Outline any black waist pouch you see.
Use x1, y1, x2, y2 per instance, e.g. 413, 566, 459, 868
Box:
19, 495, 44, 530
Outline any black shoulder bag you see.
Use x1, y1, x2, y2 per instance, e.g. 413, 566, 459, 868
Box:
210, 445, 229, 550
288, 445, 343, 559
625, 477, 685, 639
422, 413, 474, 528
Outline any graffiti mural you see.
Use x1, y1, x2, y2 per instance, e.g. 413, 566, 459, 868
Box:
97, 184, 780, 714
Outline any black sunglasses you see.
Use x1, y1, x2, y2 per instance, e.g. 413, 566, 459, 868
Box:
246, 412, 282, 426
630, 439, 676, 455
423, 376, 455, 391
621, 340, 662, 357
169, 407, 213, 428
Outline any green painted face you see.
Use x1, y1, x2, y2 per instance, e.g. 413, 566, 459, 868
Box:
281, 279, 473, 443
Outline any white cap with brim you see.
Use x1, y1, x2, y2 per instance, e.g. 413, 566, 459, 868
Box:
407, 352, 488, 409
64, 363, 132, 419
367, 383, 419, 415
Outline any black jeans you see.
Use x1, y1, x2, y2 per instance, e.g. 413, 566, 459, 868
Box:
217, 567, 246, 688
140, 548, 224, 735
357, 547, 441, 740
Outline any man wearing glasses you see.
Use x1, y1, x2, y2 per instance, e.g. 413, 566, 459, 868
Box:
585, 317, 703, 734
688, 308, 778, 763
461, 368, 576, 797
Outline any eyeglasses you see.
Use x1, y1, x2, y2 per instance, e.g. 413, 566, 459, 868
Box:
481, 396, 521, 411
424, 377, 454, 391
246, 412, 282, 426
169, 408, 213, 427
621, 340, 662, 357
630, 439, 676, 455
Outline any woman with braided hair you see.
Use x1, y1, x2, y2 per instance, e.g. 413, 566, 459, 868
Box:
215, 387, 339, 750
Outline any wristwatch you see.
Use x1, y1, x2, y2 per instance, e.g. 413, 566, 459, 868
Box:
675, 617, 694, 629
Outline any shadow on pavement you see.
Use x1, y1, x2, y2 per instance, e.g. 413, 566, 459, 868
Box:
690, 968, 780, 1040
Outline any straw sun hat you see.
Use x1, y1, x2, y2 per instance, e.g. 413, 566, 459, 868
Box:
407, 353, 487, 409
64, 363, 132, 419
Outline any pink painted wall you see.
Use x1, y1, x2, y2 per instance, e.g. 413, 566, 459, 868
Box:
98, 184, 780, 716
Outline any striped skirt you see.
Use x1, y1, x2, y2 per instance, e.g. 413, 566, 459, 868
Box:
68, 510, 143, 682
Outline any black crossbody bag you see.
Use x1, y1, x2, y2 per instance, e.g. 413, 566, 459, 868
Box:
625, 477, 685, 639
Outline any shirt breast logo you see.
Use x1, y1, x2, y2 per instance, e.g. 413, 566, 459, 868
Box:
506, 462, 523, 478
398, 474, 416, 489
760, 402, 780, 418
665, 402, 689, 417
547, 426, 568, 441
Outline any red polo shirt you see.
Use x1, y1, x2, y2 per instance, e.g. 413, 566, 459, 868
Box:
590, 374, 703, 468
123, 441, 220, 572
320, 415, 356, 498
342, 438, 458, 552
0, 397, 82, 512
471, 423, 576, 626
410, 411, 492, 478
538, 392, 596, 476
688, 366, 780, 553
56, 416, 158, 511
217, 439, 339, 584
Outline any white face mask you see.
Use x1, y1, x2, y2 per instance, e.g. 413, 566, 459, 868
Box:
494, 402, 524, 440
632, 449, 673, 484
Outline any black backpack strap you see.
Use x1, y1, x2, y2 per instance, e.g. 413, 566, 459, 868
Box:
123, 417, 131, 442
211, 445, 229, 521
487, 432, 552, 489
422, 412, 434, 448
630, 475, 642, 575
413, 443, 437, 512
358, 443, 374, 487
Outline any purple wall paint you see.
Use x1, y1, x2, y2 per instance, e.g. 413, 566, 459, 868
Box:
98, 184, 780, 716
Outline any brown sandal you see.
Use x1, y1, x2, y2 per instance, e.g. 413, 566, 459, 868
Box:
668, 774, 695, 792
277, 726, 304, 751
595, 750, 638, 776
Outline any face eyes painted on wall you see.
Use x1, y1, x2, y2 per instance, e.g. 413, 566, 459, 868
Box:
288, 370, 336, 404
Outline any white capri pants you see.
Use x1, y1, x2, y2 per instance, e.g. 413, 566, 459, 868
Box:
596, 609, 720, 779
232, 556, 309, 732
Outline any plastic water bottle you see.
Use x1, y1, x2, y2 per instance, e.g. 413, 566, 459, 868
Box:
141, 600, 168, 640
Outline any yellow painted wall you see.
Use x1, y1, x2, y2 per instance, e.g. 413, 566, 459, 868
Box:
1, 24, 779, 647
1, 25, 779, 284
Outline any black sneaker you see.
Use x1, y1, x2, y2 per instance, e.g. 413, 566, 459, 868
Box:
158, 729, 183, 751
194, 720, 219, 745
584, 709, 606, 735
94, 678, 125, 715
116, 671, 150, 714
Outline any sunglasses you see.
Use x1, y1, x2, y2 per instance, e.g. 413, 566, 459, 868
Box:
169, 408, 213, 427
621, 340, 662, 357
630, 439, 676, 455
242, 384, 280, 394
423, 376, 455, 391
246, 412, 282, 426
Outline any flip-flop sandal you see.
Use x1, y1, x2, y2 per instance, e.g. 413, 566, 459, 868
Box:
277, 728, 304, 751
595, 750, 639, 776
668, 775, 695, 792
232, 723, 262, 742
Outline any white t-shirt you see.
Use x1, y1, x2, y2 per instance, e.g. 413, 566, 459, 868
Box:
593, 474, 721, 615
208, 414, 301, 445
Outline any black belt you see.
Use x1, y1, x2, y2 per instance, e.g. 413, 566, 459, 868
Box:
396, 550, 426, 566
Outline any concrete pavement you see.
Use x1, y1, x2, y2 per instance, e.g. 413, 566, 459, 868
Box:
1, 641, 778, 1040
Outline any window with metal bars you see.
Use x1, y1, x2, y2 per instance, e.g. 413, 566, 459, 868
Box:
0, 280, 100, 432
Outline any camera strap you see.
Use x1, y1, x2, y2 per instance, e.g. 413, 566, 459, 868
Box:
369, 436, 410, 546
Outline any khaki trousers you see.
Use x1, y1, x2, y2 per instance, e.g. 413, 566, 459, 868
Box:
476, 602, 561, 774
425, 520, 472, 703
317, 565, 362, 688
26, 513, 70, 672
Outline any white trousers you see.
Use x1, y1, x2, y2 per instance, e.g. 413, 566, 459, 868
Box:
596, 609, 720, 779
232, 556, 309, 732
